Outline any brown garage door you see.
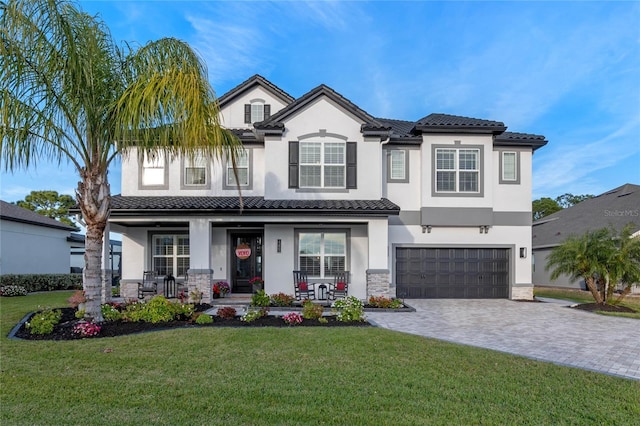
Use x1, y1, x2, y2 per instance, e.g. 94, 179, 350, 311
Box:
396, 248, 509, 298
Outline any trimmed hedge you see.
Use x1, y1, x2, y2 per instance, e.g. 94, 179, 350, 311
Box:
0, 274, 83, 292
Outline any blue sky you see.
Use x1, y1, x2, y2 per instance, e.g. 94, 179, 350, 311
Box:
1, 0, 638, 203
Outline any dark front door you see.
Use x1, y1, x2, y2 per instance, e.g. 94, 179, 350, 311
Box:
396, 247, 509, 298
230, 232, 263, 294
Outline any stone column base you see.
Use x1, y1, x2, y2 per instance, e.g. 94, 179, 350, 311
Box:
187, 269, 214, 303
366, 269, 392, 298
511, 285, 534, 300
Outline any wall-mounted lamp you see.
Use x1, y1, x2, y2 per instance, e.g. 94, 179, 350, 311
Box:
422, 225, 432, 234
519, 247, 527, 258
277, 239, 282, 253
479, 226, 484, 234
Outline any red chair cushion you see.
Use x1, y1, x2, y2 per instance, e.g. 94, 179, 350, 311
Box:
336, 282, 346, 291
299, 282, 308, 291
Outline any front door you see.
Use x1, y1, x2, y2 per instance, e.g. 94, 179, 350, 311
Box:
230, 232, 263, 294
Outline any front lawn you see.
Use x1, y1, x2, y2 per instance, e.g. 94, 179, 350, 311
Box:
1, 292, 638, 425
534, 287, 640, 319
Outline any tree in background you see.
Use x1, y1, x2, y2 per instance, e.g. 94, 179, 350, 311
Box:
1, 0, 240, 321
546, 225, 640, 305
15, 190, 78, 228
532, 193, 594, 220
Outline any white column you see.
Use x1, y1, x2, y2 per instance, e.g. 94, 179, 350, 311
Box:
368, 218, 389, 269
189, 218, 211, 270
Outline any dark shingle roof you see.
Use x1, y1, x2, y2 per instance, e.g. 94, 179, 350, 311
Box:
218, 74, 294, 108
496, 131, 548, 151
109, 195, 400, 216
415, 113, 507, 134
0, 200, 76, 231
532, 184, 640, 248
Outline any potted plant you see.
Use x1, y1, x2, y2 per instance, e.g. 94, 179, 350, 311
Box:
212, 283, 221, 299
249, 276, 264, 293
216, 281, 230, 297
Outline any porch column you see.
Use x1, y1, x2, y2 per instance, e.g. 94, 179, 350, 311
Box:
101, 223, 112, 303
188, 219, 213, 302
366, 218, 392, 298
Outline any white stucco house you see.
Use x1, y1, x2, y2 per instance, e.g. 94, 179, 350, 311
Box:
112, 75, 547, 302
0, 200, 76, 275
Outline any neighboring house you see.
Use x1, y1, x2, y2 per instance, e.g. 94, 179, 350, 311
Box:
112, 75, 548, 302
0, 200, 76, 275
532, 183, 640, 292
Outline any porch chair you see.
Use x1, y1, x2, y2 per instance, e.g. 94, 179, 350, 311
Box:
138, 270, 158, 299
293, 270, 316, 301
328, 271, 349, 300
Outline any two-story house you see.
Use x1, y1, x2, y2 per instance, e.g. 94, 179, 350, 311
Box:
112, 75, 547, 302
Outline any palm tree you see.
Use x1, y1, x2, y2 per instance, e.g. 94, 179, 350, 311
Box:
1, 0, 240, 320
546, 225, 640, 305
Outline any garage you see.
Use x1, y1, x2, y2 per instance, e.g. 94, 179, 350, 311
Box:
396, 247, 509, 298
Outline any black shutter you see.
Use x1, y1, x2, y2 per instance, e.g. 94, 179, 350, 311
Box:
346, 142, 357, 188
244, 104, 251, 123
264, 104, 271, 120
289, 141, 299, 188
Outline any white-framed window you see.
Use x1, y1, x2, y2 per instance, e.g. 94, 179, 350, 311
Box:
226, 148, 250, 187
435, 148, 480, 193
300, 141, 345, 188
141, 151, 166, 187
151, 234, 189, 277
298, 231, 347, 277
501, 151, 518, 182
251, 103, 264, 123
184, 154, 207, 186
388, 149, 409, 182
244, 100, 270, 124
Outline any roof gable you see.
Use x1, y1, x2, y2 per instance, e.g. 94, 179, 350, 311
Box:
0, 200, 76, 231
218, 74, 294, 109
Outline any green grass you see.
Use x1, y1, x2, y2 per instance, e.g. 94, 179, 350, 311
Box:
534, 287, 640, 319
1, 292, 639, 425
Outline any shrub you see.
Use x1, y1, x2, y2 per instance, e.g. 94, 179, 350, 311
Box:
333, 296, 365, 322
241, 307, 268, 322
26, 307, 63, 335
282, 312, 303, 326
189, 289, 203, 304
251, 290, 270, 307
75, 309, 86, 319
0, 285, 28, 297
67, 290, 86, 308
301, 299, 323, 320
195, 313, 214, 324
368, 295, 403, 309
122, 296, 190, 323
271, 292, 295, 307
73, 322, 101, 337
0, 274, 82, 292
217, 306, 237, 319
101, 303, 122, 321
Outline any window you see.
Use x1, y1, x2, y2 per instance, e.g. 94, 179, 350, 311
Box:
298, 231, 346, 277
388, 149, 409, 182
224, 148, 251, 189
435, 148, 480, 193
141, 151, 166, 187
300, 142, 345, 188
151, 234, 189, 277
183, 154, 207, 186
500, 151, 519, 184
244, 101, 271, 124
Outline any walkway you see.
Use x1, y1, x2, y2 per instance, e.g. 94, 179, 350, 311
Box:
366, 299, 640, 381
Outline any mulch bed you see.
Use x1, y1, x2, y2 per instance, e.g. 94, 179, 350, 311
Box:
571, 303, 637, 313
12, 305, 371, 341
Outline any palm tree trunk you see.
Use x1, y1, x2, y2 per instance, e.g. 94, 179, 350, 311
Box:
77, 168, 111, 322
585, 276, 604, 304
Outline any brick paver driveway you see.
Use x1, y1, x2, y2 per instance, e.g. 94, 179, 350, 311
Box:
366, 299, 640, 380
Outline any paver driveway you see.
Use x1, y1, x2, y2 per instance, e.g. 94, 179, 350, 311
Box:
366, 298, 640, 381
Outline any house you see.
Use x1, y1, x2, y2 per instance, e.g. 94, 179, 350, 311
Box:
532, 183, 640, 292
0, 200, 76, 275
111, 75, 548, 302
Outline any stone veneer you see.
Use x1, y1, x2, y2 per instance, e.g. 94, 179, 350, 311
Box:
511, 285, 534, 300
187, 269, 214, 303
366, 269, 392, 298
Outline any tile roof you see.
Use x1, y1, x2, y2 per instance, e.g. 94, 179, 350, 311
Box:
532, 184, 640, 248
0, 200, 76, 231
415, 113, 507, 134
109, 195, 400, 216
218, 74, 294, 108
495, 131, 548, 151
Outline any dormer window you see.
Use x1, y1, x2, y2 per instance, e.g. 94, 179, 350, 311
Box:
244, 100, 271, 124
